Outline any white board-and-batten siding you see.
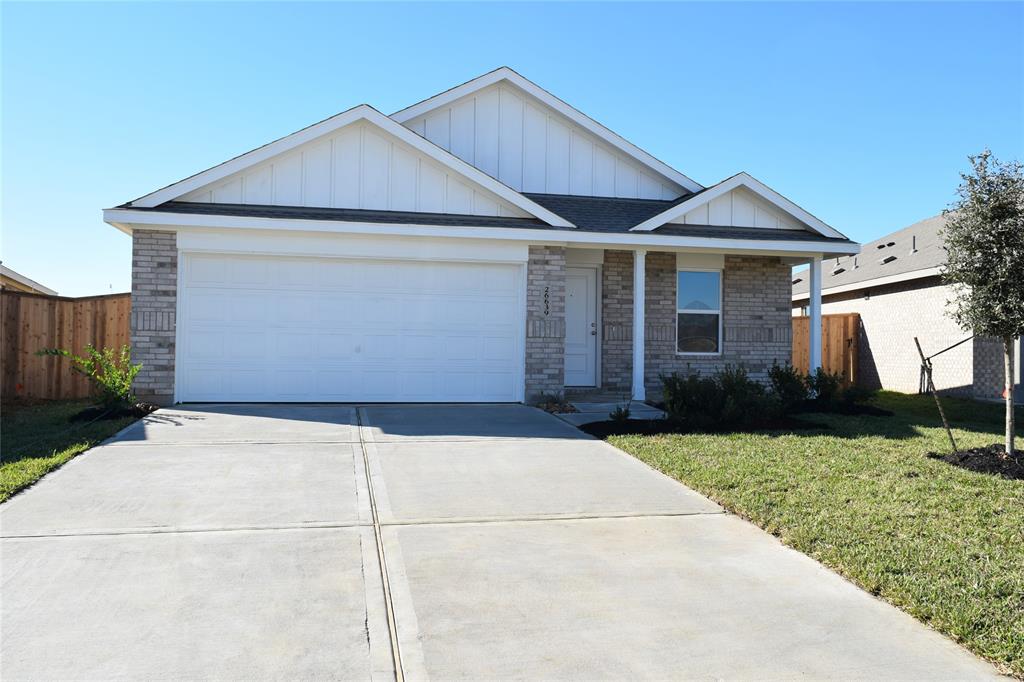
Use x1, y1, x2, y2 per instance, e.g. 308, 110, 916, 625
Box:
402, 83, 685, 201
179, 122, 530, 218
672, 186, 801, 230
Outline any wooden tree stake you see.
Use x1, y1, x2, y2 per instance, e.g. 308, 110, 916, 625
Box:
915, 337, 958, 454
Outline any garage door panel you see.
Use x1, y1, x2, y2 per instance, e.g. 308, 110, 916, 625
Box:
231, 294, 269, 324
229, 370, 265, 397
179, 255, 523, 402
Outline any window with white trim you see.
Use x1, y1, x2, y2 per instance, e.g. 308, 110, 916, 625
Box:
676, 270, 722, 354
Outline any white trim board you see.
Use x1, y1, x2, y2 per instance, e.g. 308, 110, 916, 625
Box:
792, 266, 942, 302
390, 67, 703, 194
104, 207, 860, 257
631, 172, 846, 240
126, 105, 574, 229
0, 264, 57, 295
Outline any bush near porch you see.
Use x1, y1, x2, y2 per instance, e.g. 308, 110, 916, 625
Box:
608, 392, 1023, 677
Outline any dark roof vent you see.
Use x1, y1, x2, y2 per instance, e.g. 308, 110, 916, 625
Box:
832, 267, 846, 276
910, 235, 918, 253
877, 243, 886, 249
880, 255, 898, 265
792, 277, 803, 285
853, 256, 859, 269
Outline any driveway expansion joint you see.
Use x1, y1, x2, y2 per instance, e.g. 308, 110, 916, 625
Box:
379, 509, 727, 528
1, 520, 371, 540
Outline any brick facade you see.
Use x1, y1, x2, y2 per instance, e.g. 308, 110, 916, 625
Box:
600, 251, 792, 397
131, 230, 177, 405
524, 245, 566, 401
812, 277, 975, 396
973, 336, 1008, 401
601, 250, 634, 391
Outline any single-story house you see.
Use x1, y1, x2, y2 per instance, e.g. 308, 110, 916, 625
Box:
793, 214, 1022, 401
1, 264, 57, 295
105, 67, 859, 405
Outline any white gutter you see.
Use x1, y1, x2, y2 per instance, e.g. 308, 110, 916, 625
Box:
103, 208, 861, 257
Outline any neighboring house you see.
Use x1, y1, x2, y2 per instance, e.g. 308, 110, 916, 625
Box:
0, 264, 57, 295
105, 67, 858, 405
793, 215, 1022, 401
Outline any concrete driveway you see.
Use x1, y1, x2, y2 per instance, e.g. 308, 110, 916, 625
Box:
1, 404, 998, 680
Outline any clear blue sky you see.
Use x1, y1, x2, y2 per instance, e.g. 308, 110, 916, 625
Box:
3, 1, 1022, 296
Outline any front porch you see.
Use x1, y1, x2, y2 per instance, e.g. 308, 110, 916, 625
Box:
525, 246, 826, 403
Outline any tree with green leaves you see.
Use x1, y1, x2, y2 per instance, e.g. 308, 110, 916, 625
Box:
941, 150, 1024, 455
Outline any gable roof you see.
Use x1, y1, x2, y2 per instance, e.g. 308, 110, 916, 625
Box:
793, 213, 945, 299
523, 193, 690, 232
390, 67, 704, 195
125, 104, 574, 228
125, 196, 856, 248
630, 172, 846, 240
0, 264, 57, 295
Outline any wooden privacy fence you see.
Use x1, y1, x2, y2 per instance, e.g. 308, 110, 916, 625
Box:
792, 313, 860, 386
1, 290, 131, 400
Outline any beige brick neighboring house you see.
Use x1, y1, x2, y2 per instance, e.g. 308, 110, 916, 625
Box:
108, 67, 859, 405
793, 215, 1022, 401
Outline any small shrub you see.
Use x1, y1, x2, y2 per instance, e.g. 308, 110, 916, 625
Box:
769, 362, 809, 411
36, 344, 141, 411
806, 367, 844, 407
609, 403, 631, 423
840, 383, 876, 406
661, 372, 722, 431
662, 366, 781, 431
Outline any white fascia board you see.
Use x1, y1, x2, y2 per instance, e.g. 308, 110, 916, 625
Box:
131, 104, 368, 208
0, 265, 58, 295
791, 266, 941, 302
104, 208, 860, 257
391, 67, 704, 194
630, 172, 847, 240
128, 104, 573, 229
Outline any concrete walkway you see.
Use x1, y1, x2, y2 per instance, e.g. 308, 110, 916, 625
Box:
0, 404, 999, 680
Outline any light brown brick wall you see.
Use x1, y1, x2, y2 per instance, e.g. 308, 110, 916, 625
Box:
131, 230, 177, 405
600, 251, 792, 396
973, 336, 1008, 401
601, 250, 634, 391
814, 277, 975, 396
525, 245, 566, 401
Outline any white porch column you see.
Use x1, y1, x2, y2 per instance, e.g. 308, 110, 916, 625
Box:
632, 249, 647, 401
809, 256, 823, 372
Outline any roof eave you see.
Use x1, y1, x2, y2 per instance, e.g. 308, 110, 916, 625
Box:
103, 207, 861, 257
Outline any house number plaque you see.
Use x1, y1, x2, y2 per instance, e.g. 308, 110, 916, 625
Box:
543, 286, 550, 316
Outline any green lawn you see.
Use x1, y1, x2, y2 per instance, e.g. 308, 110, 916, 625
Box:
1, 400, 139, 503
610, 392, 1023, 677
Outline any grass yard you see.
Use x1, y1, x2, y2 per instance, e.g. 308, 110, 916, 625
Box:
610, 392, 1023, 677
1, 400, 139, 503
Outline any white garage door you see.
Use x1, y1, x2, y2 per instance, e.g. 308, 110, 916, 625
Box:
177, 254, 524, 402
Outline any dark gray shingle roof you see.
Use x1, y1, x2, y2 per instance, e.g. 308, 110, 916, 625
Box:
139, 197, 853, 246
793, 214, 945, 296
521, 193, 691, 232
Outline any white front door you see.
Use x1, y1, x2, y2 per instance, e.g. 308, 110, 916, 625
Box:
564, 267, 598, 386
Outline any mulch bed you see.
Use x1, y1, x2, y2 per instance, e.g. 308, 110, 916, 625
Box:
69, 403, 159, 423
927, 444, 1024, 480
579, 416, 829, 439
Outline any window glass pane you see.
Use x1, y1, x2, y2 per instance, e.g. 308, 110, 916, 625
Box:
677, 313, 719, 353
677, 271, 720, 311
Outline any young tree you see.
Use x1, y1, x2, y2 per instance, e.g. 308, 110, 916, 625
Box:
941, 150, 1024, 455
